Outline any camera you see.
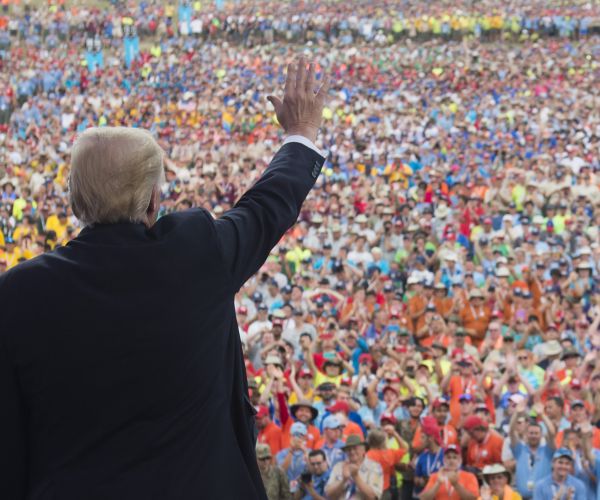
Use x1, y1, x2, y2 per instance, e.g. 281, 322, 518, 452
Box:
300, 471, 312, 484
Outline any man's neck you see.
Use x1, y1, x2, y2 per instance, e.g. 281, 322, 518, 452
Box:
553, 473, 567, 484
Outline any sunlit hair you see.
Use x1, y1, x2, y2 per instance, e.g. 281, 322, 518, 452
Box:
69, 127, 165, 226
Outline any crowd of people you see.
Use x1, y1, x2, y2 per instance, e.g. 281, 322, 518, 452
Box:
1, 0, 600, 498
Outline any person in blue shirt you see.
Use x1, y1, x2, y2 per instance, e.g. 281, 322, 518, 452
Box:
318, 415, 346, 469
276, 422, 310, 494
296, 449, 331, 500
533, 448, 587, 500
580, 423, 600, 500
414, 418, 444, 498
510, 405, 555, 499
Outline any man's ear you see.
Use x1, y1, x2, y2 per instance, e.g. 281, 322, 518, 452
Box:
144, 185, 160, 228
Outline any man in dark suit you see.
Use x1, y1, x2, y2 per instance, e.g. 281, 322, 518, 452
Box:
0, 57, 330, 499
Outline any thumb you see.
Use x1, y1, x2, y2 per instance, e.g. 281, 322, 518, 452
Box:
267, 95, 282, 113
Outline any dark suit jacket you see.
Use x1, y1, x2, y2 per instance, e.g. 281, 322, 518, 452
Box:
0, 141, 325, 499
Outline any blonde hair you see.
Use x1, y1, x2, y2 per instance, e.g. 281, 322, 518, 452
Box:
69, 127, 165, 226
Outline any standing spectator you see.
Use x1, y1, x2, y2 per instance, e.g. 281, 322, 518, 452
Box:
257, 443, 292, 500
276, 422, 311, 494
414, 416, 445, 498
256, 405, 283, 457
314, 415, 346, 469
365, 428, 407, 498
479, 464, 521, 500
533, 448, 587, 500
294, 449, 330, 500
420, 444, 479, 500
463, 415, 504, 473
325, 434, 383, 500
509, 402, 555, 499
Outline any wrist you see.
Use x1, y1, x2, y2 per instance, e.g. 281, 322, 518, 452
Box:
286, 126, 318, 143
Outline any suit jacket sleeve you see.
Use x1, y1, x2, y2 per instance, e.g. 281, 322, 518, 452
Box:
0, 334, 28, 499
214, 141, 325, 290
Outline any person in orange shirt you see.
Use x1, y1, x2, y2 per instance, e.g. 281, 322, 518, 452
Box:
463, 415, 504, 472
460, 289, 491, 348
407, 280, 428, 334
366, 429, 407, 493
326, 401, 365, 439
256, 405, 283, 457
279, 399, 321, 450
555, 400, 600, 449
413, 398, 458, 453
441, 356, 480, 427
420, 444, 480, 500
433, 282, 454, 319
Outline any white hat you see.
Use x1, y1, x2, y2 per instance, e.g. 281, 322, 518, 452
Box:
435, 205, 450, 219
355, 214, 368, 223
496, 267, 510, 277
407, 275, 421, 285
445, 253, 458, 262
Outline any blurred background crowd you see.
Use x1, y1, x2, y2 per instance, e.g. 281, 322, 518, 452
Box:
1, 0, 600, 498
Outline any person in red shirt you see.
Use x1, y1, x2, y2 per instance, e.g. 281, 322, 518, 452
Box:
256, 405, 283, 457
463, 415, 504, 472
420, 444, 479, 500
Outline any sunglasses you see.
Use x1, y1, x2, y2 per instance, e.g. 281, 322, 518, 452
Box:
258, 457, 271, 461
310, 461, 324, 467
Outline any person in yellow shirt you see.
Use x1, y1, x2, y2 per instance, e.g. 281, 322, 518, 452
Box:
479, 464, 521, 500
13, 215, 38, 243
288, 366, 315, 405
45, 211, 72, 243
4, 239, 23, 269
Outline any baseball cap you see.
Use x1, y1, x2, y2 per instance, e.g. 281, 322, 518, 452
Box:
553, 448, 574, 461
432, 397, 450, 409
237, 306, 248, 315
326, 401, 350, 414
290, 422, 308, 437
252, 292, 263, 303
255, 405, 269, 419
323, 415, 343, 430
459, 394, 474, 403
256, 443, 272, 459
463, 415, 488, 430
380, 412, 397, 425
317, 382, 336, 391
570, 399, 585, 409
444, 444, 460, 455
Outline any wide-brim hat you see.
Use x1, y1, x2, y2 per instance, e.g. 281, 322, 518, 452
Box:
290, 400, 318, 421
342, 434, 367, 451
482, 463, 511, 482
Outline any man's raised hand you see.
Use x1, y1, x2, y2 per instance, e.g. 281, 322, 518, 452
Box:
267, 56, 330, 143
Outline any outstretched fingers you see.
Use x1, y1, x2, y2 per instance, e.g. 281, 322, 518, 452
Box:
295, 56, 307, 92
316, 73, 331, 104
305, 62, 315, 94
284, 61, 297, 97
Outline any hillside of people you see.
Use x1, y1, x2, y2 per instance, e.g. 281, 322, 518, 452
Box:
1, 0, 600, 498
